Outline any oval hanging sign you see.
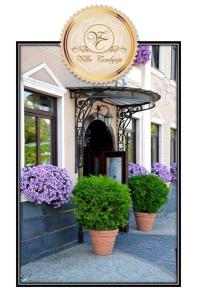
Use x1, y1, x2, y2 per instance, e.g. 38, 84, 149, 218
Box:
60, 6, 138, 83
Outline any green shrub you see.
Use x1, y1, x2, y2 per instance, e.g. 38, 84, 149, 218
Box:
128, 174, 169, 213
72, 175, 131, 230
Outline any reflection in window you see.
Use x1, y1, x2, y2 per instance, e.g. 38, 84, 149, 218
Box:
24, 89, 56, 166
170, 128, 177, 164
40, 118, 52, 164
151, 45, 160, 69
25, 115, 37, 165
151, 123, 159, 164
24, 90, 55, 112
107, 157, 122, 183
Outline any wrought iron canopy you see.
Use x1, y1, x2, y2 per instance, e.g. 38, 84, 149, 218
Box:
69, 86, 160, 108
69, 86, 161, 172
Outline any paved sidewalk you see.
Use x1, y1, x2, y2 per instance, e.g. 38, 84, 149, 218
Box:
21, 183, 177, 284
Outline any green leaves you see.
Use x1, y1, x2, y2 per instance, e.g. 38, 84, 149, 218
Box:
72, 175, 131, 230
128, 174, 169, 213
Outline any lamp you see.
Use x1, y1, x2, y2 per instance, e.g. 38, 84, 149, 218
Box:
104, 112, 113, 127
96, 105, 113, 127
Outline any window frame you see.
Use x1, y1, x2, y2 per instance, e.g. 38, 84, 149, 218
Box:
151, 45, 160, 70
151, 123, 159, 164
171, 45, 177, 81
170, 128, 177, 164
24, 89, 57, 166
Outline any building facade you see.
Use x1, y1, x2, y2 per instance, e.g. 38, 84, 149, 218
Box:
19, 44, 177, 264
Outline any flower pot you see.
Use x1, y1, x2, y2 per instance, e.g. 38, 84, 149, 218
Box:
134, 212, 156, 231
89, 229, 119, 255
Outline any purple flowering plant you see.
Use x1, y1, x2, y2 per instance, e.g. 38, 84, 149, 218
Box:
128, 163, 149, 178
170, 162, 177, 182
20, 165, 73, 208
134, 45, 151, 65
151, 162, 172, 183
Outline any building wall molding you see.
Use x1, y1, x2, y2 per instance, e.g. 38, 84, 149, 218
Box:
170, 115, 177, 129
151, 66, 165, 80
22, 62, 65, 91
141, 49, 151, 171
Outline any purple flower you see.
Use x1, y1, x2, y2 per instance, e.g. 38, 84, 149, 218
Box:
20, 165, 73, 208
170, 162, 177, 182
134, 45, 151, 65
128, 163, 149, 178
151, 162, 172, 183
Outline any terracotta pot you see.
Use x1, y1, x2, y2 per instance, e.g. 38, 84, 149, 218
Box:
135, 212, 156, 231
89, 229, 119, 255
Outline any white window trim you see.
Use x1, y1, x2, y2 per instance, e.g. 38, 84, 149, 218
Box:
159, 46, 165, 73
151, 66, 165, 79
151, 119, 164, 164
151, 46, 165, 79
170, 122, 177, 129
21, 64, 67, 202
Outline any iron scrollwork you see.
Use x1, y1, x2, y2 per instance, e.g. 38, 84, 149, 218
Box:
75, 96, 96, 172
117, 106, 140, 151
73, 87, 157, 171
117, 103, 155, 151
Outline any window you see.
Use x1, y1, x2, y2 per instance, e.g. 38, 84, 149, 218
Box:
170, 128, 177, 164
171, 45, 177, 81
151, 123, 159, 164
126, 118, 136, 163
151, 46, 160, 69
24, 90, 57, 166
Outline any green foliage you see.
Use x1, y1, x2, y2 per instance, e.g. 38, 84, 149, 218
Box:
25, 143, 51, 165
128, 174, 169, 213
72, 175, 131, 230
25, 115, 51, 165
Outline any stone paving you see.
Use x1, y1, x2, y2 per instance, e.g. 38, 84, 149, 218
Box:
20, 183, 178, 284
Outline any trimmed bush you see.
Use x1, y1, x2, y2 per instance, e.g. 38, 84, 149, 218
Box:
128, 174, 169, 213
72, 175, 131, 230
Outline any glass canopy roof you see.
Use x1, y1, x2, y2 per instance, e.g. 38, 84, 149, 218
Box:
69, 86, 161, 108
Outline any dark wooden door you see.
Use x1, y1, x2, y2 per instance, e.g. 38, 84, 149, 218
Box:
84, 149, 127, 183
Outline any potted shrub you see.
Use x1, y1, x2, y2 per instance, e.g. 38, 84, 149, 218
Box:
128, 174, 169, 231
151, 162, 172, 187
20, 165, 73, 208
72, 175, 131, 255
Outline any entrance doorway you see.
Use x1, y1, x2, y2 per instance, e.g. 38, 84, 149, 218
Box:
84, 119, 113, 177
79, 119, 128, 240
83, 119, 126, 183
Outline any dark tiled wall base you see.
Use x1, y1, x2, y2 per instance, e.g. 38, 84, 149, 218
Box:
20, 202, 78, 265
